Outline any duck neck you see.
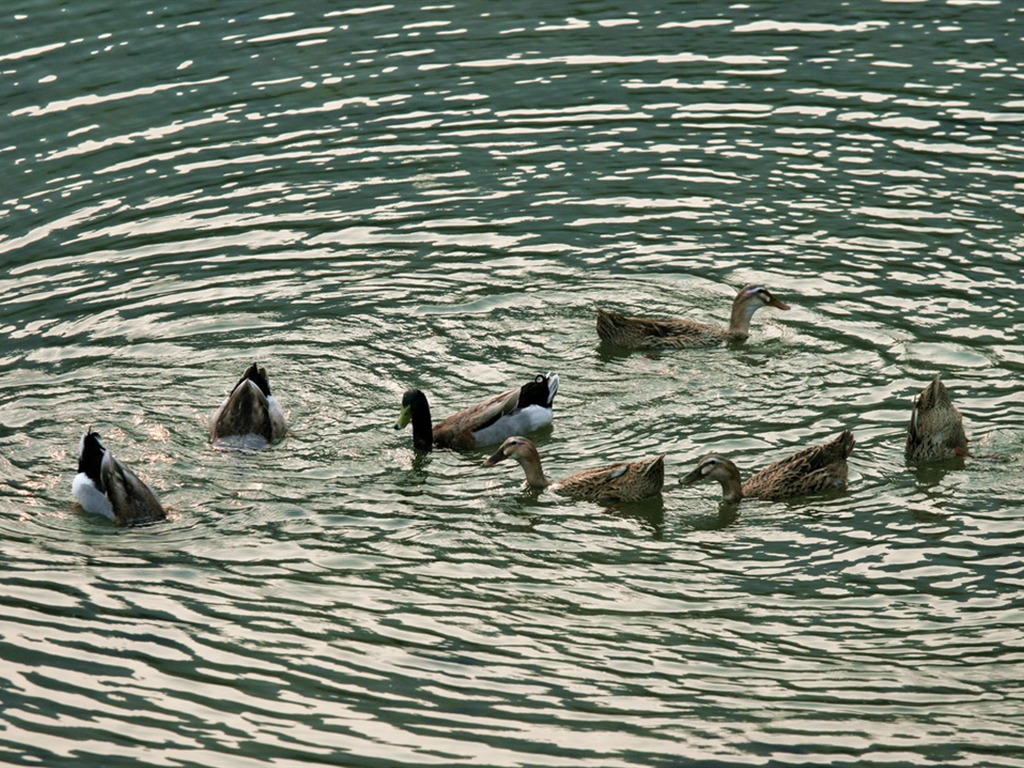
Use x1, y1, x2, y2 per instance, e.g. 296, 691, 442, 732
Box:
410, 399, 434, 452
727, 298, 759, 339
516, 444, 551, 489
717, 464, 744, 504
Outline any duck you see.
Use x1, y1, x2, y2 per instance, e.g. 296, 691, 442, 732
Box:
681, 430, 855, 504
596, 284, 790, 349
71, 429, 167, 526
905, 374, 969, 462
209, 363, 287, 446
483, 435, 665, 503
395, 372, 559, 452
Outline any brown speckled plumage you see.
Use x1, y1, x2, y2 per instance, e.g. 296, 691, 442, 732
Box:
596, 284, 790, 350
905, 374, 969, 463
682, 430, 855, 504
484, 436, 664, 503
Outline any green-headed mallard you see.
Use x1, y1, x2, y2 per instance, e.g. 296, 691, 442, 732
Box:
905, 374, 969, 462
395, 372, 559, 452
483, 435, 664, 503
681, 430, 855, 504
210, 363, 287, 447
72, 429, 167, 526
596, 284, 790, 349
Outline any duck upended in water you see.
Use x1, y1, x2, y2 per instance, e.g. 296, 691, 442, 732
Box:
395, 372, 559, 452
209, 363, 287, 447
681, 430, 855, 504
483, 435, 664, 503
596, 284, 790, 349
72, 430, 167, 526
905, 374, 969, 463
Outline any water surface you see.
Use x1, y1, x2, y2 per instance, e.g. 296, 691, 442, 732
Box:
1, 1, 1023, 766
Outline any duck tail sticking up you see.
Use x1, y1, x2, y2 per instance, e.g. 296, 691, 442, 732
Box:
836, 429, 856, 459
210, 362, 287, 446
237, 362, 272, 397
905, 373, 969, 462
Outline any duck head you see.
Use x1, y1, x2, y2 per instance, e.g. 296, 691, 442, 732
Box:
681, 454, 744, 504
395, 388, 434, 451
483, 435, 535, 466
740, 285, 789, 311
729, 285, 789, 337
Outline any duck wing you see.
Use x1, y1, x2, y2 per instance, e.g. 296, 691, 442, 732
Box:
597, 308, 721, 349
434, 374, 558, 450
744, 431, 855, 500
101, 452, 167, 526
555, 455, 665, 502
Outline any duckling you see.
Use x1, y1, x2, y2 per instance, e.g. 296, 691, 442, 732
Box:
905, 374, 969, 462
210, 363, 287, 446
483, 435, 664, 503
395, 372, 558, 452
681, 430, 855, 504
596, 284, 790, 349
71, 429, 167, 526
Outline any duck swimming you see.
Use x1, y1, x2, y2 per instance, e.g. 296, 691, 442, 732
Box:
483, 435, 664, 503
71, 429, 167, 526
905, 374, 969, 462
681, 430, 855, 504
209, 363, 287, 447
596, 284, 790, 349
395, 372, 559, 452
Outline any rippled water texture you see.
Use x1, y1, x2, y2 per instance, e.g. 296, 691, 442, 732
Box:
2, 1, 1023, 766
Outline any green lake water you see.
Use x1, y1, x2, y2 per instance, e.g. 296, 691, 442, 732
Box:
1, 1, 1022, 766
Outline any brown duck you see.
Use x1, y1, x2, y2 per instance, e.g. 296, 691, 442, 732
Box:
484, 436, 664, 503
681, 430, 855, 504
905, 374, 969, 462
210, 363, 287, 445
596, 284, 790, 349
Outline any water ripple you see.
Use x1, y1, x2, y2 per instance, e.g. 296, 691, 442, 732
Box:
1, 2, 1022, 766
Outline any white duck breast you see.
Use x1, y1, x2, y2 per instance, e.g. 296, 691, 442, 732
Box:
471, 402, 554, 447
472, 372, 559, 447
72, 470, 115, 520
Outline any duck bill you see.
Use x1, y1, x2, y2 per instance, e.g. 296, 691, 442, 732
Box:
769, 297, 790, 310
680, 466, 704, 485
394, 405, 412, 430
483, 448, 508, 467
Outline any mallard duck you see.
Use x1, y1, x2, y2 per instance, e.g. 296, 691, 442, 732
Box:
483, 435, 664, 503
395, 372, 559, 452
681, 430, 855, 504
71, 429, 167, 526
210, 363, 287, 446
905, 374, 969, 462
596, 284, 790, 349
